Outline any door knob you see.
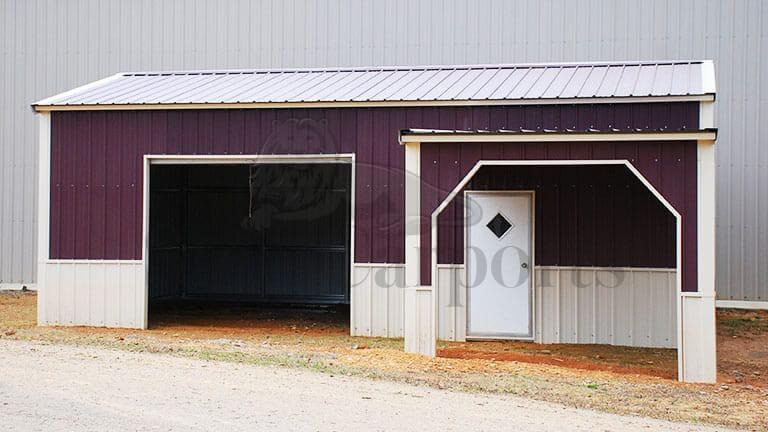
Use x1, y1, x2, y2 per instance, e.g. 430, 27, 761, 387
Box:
521, 262, 528, 269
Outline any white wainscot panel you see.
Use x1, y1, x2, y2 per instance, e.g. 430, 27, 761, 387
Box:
351, 264, 405, 337
437, 265, 676, 348
680, 293, 716, 382
39, 261, 146, 329
535, 267, 677, 348
404, 286, 435, 356
436, 264, 466, 341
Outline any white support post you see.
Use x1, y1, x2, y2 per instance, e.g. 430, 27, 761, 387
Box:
678, 94, 717, 383
140, 156, 151, 329
403, 142, 436, 356
678, 138, 717, 383
404, 142, 421, 289
36, 113, 51, 325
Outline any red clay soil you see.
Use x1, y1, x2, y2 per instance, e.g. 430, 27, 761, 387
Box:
716, 308, 768, 387
437, 309, 768, 386
438, 347, 678, 379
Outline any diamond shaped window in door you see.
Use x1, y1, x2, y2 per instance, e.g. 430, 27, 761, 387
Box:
486, 212, 514, 239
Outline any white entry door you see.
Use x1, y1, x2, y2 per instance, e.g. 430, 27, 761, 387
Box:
466, 192, 533, 339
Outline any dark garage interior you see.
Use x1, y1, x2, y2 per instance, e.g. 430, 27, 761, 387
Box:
148, 162, 352, 320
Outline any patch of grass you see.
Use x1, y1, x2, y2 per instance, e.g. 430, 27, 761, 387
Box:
718, 313, 768, 337
586, 382, 600, 390
8, 327, 365, 380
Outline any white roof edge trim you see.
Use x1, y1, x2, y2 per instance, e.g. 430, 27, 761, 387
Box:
399, 131, 717, 143
32, 94, 715, 112
701, 60, 717, 94
32, 73, 124, 107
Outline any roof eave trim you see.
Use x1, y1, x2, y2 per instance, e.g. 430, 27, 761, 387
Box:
32, 94, 715, 112
399, 130, 717, 144
701, 60, 717, 94
31, 73, 126, 107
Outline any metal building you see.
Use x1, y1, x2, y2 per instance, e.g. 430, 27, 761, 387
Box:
0, 0, 765, 308
33, 61, 718, 382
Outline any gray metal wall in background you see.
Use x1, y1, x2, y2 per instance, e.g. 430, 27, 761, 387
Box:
0, 0, 765, 302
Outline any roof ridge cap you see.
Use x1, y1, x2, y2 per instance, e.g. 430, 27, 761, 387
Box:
119, 60, 707, 77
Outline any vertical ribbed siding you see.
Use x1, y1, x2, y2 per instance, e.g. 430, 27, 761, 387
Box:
2, 0, 765, 300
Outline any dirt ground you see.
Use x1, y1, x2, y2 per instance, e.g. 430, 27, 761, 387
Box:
2, 292, 767, 430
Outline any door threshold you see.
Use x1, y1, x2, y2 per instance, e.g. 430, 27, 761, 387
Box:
466, 335, 535, 342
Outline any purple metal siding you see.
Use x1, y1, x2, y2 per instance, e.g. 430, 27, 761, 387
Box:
49, 102, 699, 289
419, 140, 698, 291
51, 107, 411, 263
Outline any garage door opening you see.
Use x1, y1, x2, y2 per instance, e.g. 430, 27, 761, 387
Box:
147, 162, 352, 326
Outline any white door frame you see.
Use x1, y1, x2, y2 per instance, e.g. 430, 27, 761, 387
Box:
464, 190, 535, 340
141, 153, 356, 330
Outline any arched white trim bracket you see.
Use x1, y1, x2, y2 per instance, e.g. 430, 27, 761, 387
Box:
402, 138, 716, 383
429, 159, 683, 377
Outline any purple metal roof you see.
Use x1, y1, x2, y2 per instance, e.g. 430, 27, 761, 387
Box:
34, 61, 715, 108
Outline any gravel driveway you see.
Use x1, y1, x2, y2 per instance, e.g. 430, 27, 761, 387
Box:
0, 340, 734, 431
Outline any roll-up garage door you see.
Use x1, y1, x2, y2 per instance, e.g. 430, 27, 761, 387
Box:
149, 163, 351, 304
